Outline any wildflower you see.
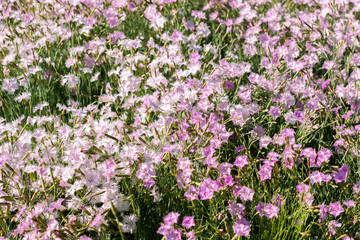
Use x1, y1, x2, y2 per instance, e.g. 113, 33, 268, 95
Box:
144, 5, 167, 30
61, 74, 79, 88
309, 171, 332, 184
328, 202, 344, 217
258, 163, 272, 181
316, 148, 332, 167
263, 204, 280, 219
296, 183, 313, 206
328, 220, 341, 235
171, 30, 183, 42
2, 77, 18, 94
228, 200, 245, 219
301, 148, 317, 167
223, 175, 234, 186
233, 218, 251, 237
332, 164, 349, 183
234, 155, 248, 169
182, 216, 195, 229
79, 236, 93, 240
255, 202, 265, 216
343, 200, 356, 208
224, 81, 234, 90
184, 230, 196, 240
89, 211, 104, 228
0, 154, 8, 165
322, 60, 336, 70
318, 203, 328, 220
218, 163, 233, 176
259, 136, 272, 149
233, 186, 254, 201
122, 214, 138, 233
163, 212, 180, 226
157, 224, 181, 240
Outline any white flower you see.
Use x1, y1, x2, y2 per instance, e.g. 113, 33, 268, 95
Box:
61, 74, 79, 88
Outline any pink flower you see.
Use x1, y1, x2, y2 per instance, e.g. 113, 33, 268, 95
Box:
228, 200, 245, 220
50, 199, 66, 211
218, 163, 233, 176
332, 164, 349, 183
255, 202, 265, 216
343, 200, 356, 208
157, 223, 181, 240
223, 175, 234, 186
234, 155, 248, 169
182, 216, 195, 229
258, 163, 272, 181
79, 236, 93, 240
316, 148, 332, 167
89, 212, 104, 228
225, 81, 234, 90
318, 203, 328, 220
263, 203, 280, 219
234, 186, 254, 201
300, 148, 317, 167
309, 171, 332, 185
171, 30, 183, 42
259, 136, 272, 149
233, 218, 251, 237
322, 60, 336, 70
328, 202, 344, 217
163, 212, 180, 226
184, 230, 196, 240
328, 220, 341, 235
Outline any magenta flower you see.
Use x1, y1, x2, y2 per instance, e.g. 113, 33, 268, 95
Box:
228, 200, 245, 220
309, 171, 332, 185
163, 212, 180, 226
316, 148, 332, 167
225, 81, 235, 90
343, 200, 356, 208
233, 218, 251, 237
258, 163, 272, 181
300, 148, 317, 167
328, 220, 341, 235
259, 136, 272, 149
184, 230, 196, 240
184, 186, 199, 201
157, 224, 181, 240
268, 106, 281, 119
328, 202, 344, 217
224, 175, 235, 186
322, 60, 336, 70
171, 30, 183, 42
332, 164, 349, 183
79, 236, 93, 240
89, 212, 104, 228
255, 202, 265, 216
182, 216, 195, 229
318, 203, 328, 220
218, 163, 233, 176
50, 198, 65, 211
263, 203, 280, 219
237, 186, 255, 202
234, 155, 248, 169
